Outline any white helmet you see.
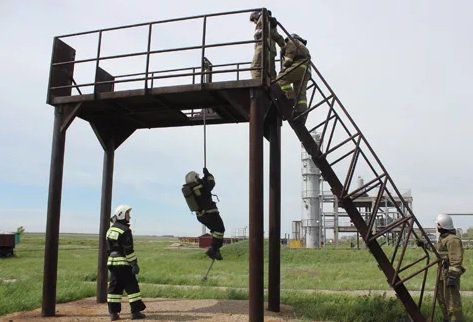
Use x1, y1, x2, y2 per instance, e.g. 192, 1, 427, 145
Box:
436, 213, 454, 230
185, 171, 200, 184
114, 205, 132, 221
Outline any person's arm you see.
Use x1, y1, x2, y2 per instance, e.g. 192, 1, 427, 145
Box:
202, 168, 215, 191
446, 237, 464, 287
283, 41, 296, 68
122, 230, 140, 274
269, 17, 285, 48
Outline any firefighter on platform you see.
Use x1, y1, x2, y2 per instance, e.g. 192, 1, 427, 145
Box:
277, 33, 311, 123
435, 213, 465, 322
106, 205, 146, 321
183, 168, 225, 260
250, 9, 285, 80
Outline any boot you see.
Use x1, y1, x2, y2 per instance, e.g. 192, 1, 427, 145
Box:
131, 311, 146, 320
206, 247, 223, 261
110, 312, 120, 321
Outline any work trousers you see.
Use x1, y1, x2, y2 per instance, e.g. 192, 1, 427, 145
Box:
277, 62, 311, 115
196, 210, 225, 250
107, 266, 146, 314
437, 276, 463, 321
251, 43, 277, 80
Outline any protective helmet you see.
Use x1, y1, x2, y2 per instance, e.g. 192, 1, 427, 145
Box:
436, 213, 454, 230
185, 171, 200, 184
249, 10, 261, 22
288, 33, 307, 46
114, 204, 132, 221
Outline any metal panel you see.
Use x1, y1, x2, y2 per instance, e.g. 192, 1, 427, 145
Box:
47, 38, 75, 103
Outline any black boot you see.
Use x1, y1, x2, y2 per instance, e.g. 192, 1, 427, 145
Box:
206, 247, 223, 261
131, 311, 146, 320
110, 312, 120, 321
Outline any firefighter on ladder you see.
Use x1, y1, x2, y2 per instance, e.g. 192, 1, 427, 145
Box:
106, 205, 146, 321
277, 33, 311, 124
183, 168, 225, 260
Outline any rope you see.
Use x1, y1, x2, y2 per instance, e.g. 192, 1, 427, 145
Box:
203, 108, 207, 168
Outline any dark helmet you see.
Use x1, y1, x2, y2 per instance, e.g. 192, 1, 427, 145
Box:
286, 33, 308, 46
249, 10, 261, 22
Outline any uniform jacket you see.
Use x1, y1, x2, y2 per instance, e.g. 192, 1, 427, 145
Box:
106, 221, 137, 266
436, 231, 465, 278
281, 38, 311, 69
254, 15, 285, 57
195, 171, 217, 214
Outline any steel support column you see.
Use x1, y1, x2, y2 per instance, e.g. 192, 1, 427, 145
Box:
268, 110, 281, 312
42, 106, 67, 316
249, 88, 265, 322
96, 137, 115, 303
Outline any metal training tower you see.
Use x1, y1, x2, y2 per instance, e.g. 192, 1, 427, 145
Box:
43, 8, 441, 321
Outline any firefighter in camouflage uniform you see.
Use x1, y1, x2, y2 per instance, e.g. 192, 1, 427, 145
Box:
435, 214, 465, 322
250, 9, 285, 80
106, 205, 146, 321
277, 33, 311, 123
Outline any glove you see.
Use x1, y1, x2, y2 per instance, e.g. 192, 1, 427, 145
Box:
446, 275, 457, 288
203, 167, 210, 176
130, 262, 140, 275
416, 239, 427, 248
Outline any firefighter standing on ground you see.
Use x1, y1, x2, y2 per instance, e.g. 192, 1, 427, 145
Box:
183, 168, 225, 260
277, 33, 311, 122
435, 213, 465, 322
106, 205, 146, 321
250, 9, 285, 80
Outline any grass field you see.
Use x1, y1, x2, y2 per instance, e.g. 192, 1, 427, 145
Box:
0, 233, 471, 321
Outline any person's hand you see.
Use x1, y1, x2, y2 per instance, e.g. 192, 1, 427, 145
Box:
203, 167, 210, 176
130, 262, 140, 275
416, 239, 427, 248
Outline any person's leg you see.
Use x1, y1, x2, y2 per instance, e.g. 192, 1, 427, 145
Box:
208, 212, 225, 251
107, 268, 123, 319
437, 278, 449, 322
276, 67, 297, 102
251, 44, 263, 79
123, 267, 146, 319
446, 279, 463, 322
198, 212, 225, 260
293, 65, 310, 111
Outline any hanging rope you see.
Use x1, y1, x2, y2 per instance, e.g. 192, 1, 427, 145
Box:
203, 108, 207, 168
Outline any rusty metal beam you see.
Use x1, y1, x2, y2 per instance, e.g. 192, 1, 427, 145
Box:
248, 88, 265, 322
96, 135, 115, 303
42, 106, 67, 316
268, 107, 281, 312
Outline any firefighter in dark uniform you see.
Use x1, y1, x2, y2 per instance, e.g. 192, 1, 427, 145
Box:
250, 9, 285, 80
185, 168, 225, 260
106, 205, 146, 320
435, 214, 465, 322
277, 33, 311, 123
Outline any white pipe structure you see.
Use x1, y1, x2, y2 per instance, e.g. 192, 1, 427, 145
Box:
301, 132, 322, 248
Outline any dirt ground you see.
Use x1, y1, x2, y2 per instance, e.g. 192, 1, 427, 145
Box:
1, 298, 302, 322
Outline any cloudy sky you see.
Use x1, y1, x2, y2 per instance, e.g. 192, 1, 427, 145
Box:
1, 0, 472, 237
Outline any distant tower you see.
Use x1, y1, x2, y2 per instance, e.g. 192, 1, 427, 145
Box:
301, 133, 322, 248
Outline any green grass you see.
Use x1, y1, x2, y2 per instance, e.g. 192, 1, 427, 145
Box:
1, 233, 472, 321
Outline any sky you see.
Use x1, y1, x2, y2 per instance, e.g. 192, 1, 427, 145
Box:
1, 0, 472, 238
